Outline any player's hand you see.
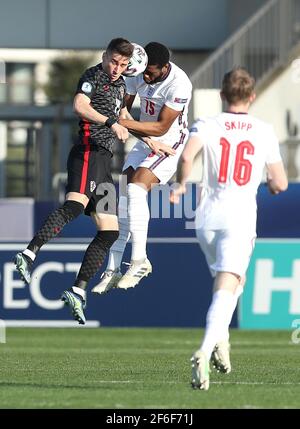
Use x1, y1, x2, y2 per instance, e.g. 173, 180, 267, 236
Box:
146, 139, 176, 157
169, 183, 186, 204
111, 123, 129, 142
266, 174, 279, 195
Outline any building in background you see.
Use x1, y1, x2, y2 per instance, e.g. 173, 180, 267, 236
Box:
0, 0, 269, 199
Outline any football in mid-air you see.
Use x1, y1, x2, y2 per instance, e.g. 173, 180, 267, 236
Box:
123, 43, 148, 77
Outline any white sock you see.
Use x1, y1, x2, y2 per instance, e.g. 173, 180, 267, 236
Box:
23, 248, 36, 261
222, 285, 244, 342
200, 290, 236, 359
71, 286, 86, 302
106, 195, 130, 271
235, 284, 244, 300
127, 183, 149, 261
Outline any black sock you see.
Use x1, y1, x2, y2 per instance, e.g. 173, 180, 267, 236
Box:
74, 230, 119, 290
73, 279, 88, 291
27, 200, 84, 255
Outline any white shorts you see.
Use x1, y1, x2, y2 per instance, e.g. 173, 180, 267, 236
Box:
122, 133, 187, 184
196, 228, 256, 278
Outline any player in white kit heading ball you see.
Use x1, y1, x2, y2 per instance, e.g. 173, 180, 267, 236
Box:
92, 42, 192, 294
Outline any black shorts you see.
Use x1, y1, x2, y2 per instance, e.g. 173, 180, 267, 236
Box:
66, 144, 117, 216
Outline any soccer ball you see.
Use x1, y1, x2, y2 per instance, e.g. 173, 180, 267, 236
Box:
123, 43, 148, 77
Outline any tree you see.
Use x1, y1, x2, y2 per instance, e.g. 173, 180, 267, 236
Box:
43, 54, 95, 103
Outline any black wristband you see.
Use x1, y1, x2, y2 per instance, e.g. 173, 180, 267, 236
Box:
105, 118, 117, 128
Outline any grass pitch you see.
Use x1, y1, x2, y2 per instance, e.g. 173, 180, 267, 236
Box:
0, 328, 299, 409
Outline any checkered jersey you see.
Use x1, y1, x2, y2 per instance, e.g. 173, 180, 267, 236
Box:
75, 63, 126, 153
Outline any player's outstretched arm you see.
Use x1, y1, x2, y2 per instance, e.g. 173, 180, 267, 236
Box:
143, 139, 176, 156
266, 161, 288, 194
119, 105, 181, 137
120, 104, 176, 156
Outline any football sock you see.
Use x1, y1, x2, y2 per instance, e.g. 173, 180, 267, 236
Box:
74, 230, 119, 290
223, 285, 244, 342
235, 284, 244, 300
200, 289, 236, 359
127, 183, 149, 261
23, 249, 36, 262
107, 195, 130, 271
71, 286, 87, 303
26, 200, 84, 258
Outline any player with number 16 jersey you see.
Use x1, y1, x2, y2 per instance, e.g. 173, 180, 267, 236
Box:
191, 112, 282, 233
171, 67, 288, 390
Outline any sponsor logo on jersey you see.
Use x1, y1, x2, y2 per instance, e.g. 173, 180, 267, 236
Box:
82, 82, 92, 93
90, 181, 96, 193
174, 97, 188, 103
103, 84, 110, 91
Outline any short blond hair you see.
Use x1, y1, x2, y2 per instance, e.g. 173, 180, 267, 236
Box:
222, 67, 255, 104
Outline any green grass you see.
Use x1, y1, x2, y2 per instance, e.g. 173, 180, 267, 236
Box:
0, 328, 299, 409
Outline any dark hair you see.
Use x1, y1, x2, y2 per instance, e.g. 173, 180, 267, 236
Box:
144, 42, 170, 68
106, 38, 134, 58
222, 67, 255, 104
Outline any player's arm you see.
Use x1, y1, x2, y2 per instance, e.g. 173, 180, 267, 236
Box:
120, 96, 176, 156
74, 93, 110, 124
170, 135, 203, 204
73, 93, 128, 142
119, 104, 181, 137
266, 161, 288, 194
124, 93, 136, 113
264, 126, 288, 194
177, 135, 203, 185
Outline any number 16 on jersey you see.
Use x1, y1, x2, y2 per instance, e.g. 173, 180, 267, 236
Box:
218, 138, 254, 186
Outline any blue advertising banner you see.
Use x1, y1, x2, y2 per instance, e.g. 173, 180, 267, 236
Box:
0, 240, 228, 328
5, 182, 298, 328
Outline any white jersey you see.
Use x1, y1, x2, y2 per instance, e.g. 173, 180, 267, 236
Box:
191, 113, 282, 231
125, 62, 192, 145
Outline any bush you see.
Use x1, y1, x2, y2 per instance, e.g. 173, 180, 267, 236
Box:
44, 54, 95, 103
